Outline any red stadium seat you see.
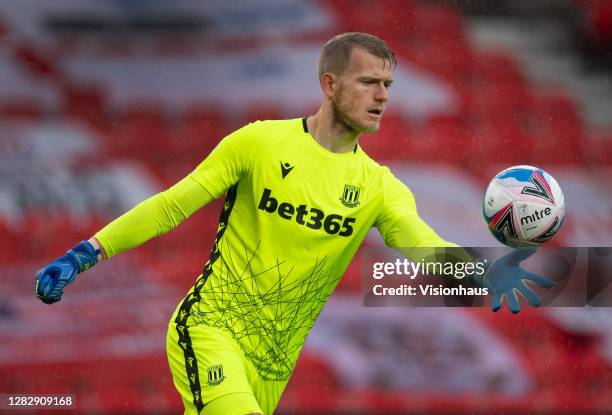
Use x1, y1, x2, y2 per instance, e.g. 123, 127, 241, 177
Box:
0, 99, 44, 119
410, 39, 476, 87
470, 120, 532, 167
326, 0, 416, 39
359, 112, 413, 161
119, 102, 168, 131
466, 81, 534, 161
62, 85, 107, 129
413, 4, 464, 43
582, 131, 612, 166
243, 104, 284, 124
0, 222, 22, 264
529, 89, 584, 164
282, 352, 340, 411
532, 88, 581, 123
578, 0, 612, 40
106, 118, 171, 163
0, 16, 8, 42
179, 105, 225, 132
12, 45, 58, 78
26, 213, 89, 261
412, 115, 470, 165
475, 50, 526, 86
480, 82, 533, 115
144, 123, 227, 185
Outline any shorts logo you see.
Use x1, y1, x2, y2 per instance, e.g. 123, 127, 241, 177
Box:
207, 364, 225, 386
340, 184, 360, 208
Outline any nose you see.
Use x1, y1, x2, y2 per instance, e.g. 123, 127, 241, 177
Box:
375, 83, 389, 103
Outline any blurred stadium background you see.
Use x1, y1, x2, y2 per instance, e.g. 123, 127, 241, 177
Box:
1, 0, 612, 413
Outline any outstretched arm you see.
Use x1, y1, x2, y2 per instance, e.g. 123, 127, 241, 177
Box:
92, 175, 215, 258
35, 175, 216, 303
35, 121, 262, 304
374, 169, 462, 261
375, 170, 553, 312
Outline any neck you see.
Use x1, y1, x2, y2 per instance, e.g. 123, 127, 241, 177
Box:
306, 104, 359, 154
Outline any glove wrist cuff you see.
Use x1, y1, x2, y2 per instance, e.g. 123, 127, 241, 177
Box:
66, 241, 99, 274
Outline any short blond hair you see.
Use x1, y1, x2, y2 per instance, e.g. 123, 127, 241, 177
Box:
317, 32, 396, 78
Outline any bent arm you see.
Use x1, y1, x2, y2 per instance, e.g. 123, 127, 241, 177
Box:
92, 175, 215, 258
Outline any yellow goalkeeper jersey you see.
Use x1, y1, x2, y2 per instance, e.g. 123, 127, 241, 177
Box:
96, 118, 454, 381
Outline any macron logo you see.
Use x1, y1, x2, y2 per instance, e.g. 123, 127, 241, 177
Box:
280, 161, 294, 179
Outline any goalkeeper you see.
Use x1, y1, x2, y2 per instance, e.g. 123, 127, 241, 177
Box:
35, 32, 552, 415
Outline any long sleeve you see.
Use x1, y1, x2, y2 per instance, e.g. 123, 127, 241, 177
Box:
94, 122, 261, 257
94, 175, 215, 257
374, 168, 471, 264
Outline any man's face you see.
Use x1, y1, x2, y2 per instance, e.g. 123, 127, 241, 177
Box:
332, 48, 393, 133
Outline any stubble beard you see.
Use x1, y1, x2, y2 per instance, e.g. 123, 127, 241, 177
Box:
331, 97, 359, 134
331, 95, 379, 134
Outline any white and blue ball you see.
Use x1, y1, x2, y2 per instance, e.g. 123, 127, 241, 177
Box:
483, 165, 565, 247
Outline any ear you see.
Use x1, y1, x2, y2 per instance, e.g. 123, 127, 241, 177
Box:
320, 73, 337, 98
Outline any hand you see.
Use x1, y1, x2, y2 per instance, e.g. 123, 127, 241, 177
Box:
35, 241, 99, 304
484, 248, 554, 313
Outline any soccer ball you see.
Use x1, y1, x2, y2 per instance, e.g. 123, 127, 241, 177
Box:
483, 165, 565, 247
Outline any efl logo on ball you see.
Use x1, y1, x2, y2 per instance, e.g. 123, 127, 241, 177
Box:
482, 165, 565, 247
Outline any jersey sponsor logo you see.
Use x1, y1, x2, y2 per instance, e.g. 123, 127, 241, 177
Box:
258, 188, 356, 236
340, 184, 360, 208
280, 161, 294, 179
207, 364, 225, 386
